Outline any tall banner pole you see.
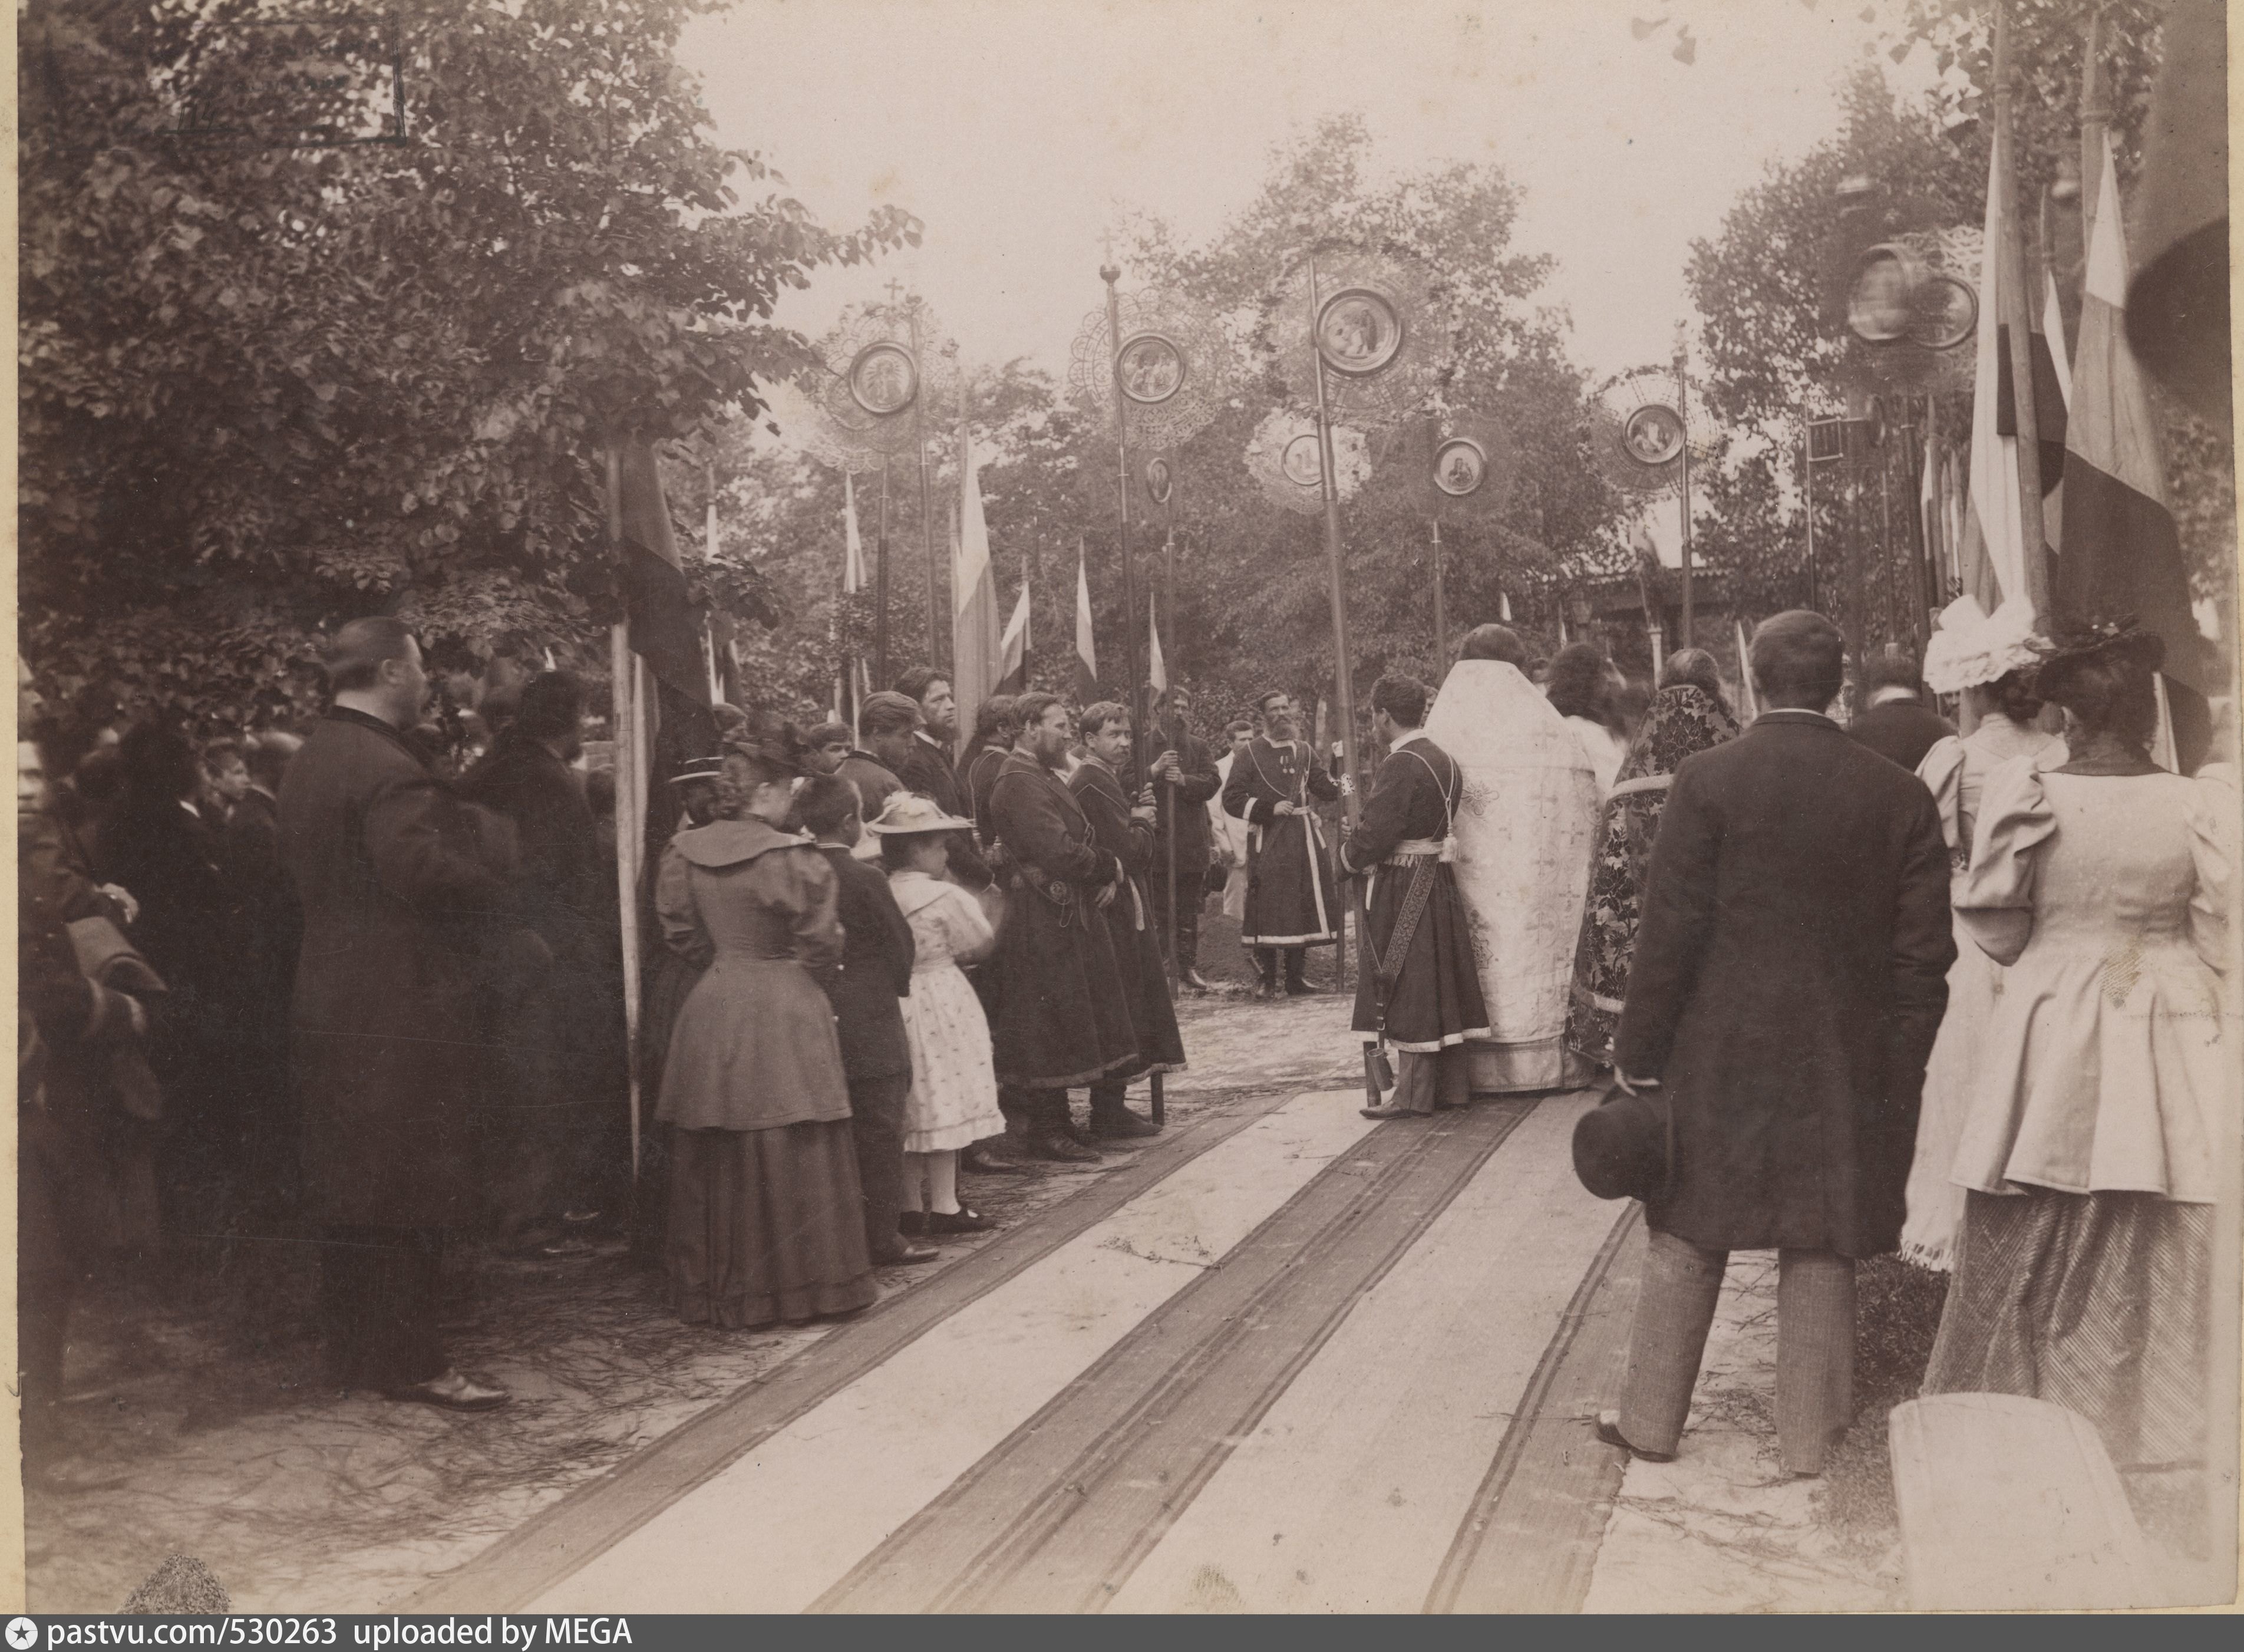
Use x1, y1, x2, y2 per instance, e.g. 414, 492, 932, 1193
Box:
606, 443, 644, 1178
1992, 0, 2051, 618
1101, 259, 1146, 731
1161, 502, 1180, 992
874, 458, 892, 692
910, 301, 940, 671
1803, 414, 1819, 611
1431, 516, 1448, 670
1675, 328, 1696, 648
1305, 255, 1368, 993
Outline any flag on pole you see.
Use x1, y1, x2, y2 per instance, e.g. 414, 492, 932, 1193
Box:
951, 433, 1003, 727
1149, 608, 1167, 697
1073, 539, 1099, 701
1499, 591, 1513, 623
616, 440, 713, 708
1734, 617, 1761, 721
998, 579, 1031, 694
2033, 213, 2075, 554
1956, 113, 2038, 614
836, 474, 872, 730
2056, 131, 2210, 768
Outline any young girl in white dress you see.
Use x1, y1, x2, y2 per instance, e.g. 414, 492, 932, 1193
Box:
869, 793, 1006, 1237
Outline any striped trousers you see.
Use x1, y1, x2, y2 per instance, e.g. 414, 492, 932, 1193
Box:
1618, 1228, 1856, 1475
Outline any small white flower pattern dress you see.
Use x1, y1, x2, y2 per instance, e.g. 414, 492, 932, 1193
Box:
887, 869, 1006, 1153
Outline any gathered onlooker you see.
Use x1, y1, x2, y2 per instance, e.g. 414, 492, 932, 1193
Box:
797, 775, 934, 1267
1900, 597, 2065, 1269
1545, 642, 1626, 796
869, 792, 1008, 1234
1847, 648, 1956, 774
1922, 622, 2233, 1480
1563, 648, 1743, 1069
281, 617, 522, 1409
655, 720, 877, 1329
460, 670, 627, 1254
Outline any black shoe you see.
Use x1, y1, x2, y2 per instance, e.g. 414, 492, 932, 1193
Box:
872, 1241, 940, 1265
1025, 1126, 1101, 1163
1090, 1106, 1161, 1139
1065, 1120, 1132, 1153
961, 1142, 1031, 1176
925, 1207, 996, 1235
1182, 969, 1213, 992
898, 1211, 928, 1237
1283, 977, 1316, 997
1593, 1410, 1675, 1463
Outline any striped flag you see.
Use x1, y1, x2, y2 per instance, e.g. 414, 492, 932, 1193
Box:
616, 440, 712, 708
997, 579, 1031, 694
951, 434, 1003, 729
1149, 608, 1167, 697
2056, 131, 2210, 769
1956, 112, 2040, 614
836, 474, 872, 729
1734, 617, 1760, 721
1073, 539, 1099, 702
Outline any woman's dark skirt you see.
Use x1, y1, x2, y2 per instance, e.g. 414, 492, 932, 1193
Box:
1922, 1188, 2210, 1469
666, 1120, 878, 1330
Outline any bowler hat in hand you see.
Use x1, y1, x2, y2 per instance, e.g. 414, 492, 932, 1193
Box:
1571, 1079, 1675, 1204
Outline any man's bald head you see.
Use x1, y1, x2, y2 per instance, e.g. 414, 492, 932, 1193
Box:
1458, 624, 1529, 667
325, 616, 417, 691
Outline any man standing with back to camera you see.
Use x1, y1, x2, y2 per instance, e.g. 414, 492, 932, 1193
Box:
279, 617, 524, 1412
1597, 611, 1953, 1479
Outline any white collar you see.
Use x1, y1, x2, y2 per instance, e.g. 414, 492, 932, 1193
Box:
1867, 686, 1918, 708
180, 799, 201, 818
1390, 728, 1427, 750
916, 730, 944, 748
1759, 707, 1840, 727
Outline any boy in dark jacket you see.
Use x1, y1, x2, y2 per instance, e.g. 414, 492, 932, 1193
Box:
796, 774, 936, 1266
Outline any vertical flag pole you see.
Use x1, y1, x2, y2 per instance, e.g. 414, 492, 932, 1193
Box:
1803, 414, 1819, 612
1102, 258, 1147, 735
1431, 516, 1449, 672
1675, 325, 1696, 648
874, 459, 892, 692
1994, 0, 2052, 618
1161, 497, 1180, 998
606, 442, 643, 1178
1306, 254, 1368, 997
910, 300, 941, 672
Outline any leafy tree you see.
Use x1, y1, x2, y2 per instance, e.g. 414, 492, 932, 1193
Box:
18, 0, 917, 731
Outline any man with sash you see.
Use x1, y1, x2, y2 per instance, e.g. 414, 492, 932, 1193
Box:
1341, 674, 1491, 1117
1220, 689, 1339, 997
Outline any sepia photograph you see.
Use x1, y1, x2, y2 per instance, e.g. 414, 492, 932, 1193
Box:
11, 0, 2240, 1620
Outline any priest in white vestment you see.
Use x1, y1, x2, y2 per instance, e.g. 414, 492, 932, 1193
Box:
1423, 624, 1603, 1092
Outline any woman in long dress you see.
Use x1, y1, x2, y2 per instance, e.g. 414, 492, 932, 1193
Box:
1922, 623, 2233, 1480
870, 793, 1007, 1237
1899, 597, 2063, 1269
1563, 649, 1741, 1068
657, 727, 877, 1329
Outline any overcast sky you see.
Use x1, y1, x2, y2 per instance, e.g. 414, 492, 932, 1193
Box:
685, 0, 1939, 388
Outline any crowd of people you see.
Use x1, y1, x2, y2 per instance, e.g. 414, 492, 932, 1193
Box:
16, 596, 2233, 1533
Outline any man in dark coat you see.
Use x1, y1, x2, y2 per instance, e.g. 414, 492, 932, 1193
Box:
962, 694, 1019, 846
887, 671, 993, 888
985, 692, 1139, 1162
839, 694, 914, 829
1600, 611, 1953, 1478
279, 618, 521, 1411
1143, 687, 1222, 990
219, 733, 304, 1212
459, 670, 628, 1254
1341, 675, 1491, 1119
1070, 702, 1184, 1140
797, 774, 938, 1266
1847, 649, 1956, 773
1221, 690, 1340, 996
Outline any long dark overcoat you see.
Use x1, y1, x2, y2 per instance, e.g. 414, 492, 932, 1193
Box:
1069, 760, 1186, 1075
1221, 737, 1339, 946
1340, 737, 1489, 1051
279, 708, 519, 1230
1615, 710, 1955, 1257
985, 752, 1138, 1089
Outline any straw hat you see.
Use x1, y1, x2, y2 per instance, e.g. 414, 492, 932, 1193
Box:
864, 791, 973, 835
1921, 594, 2043, 695
666, 754, 724, 786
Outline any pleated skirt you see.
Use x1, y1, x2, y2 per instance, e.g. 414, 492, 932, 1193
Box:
1921, 1188, 2210, 1469
666, 1122, 878, 1330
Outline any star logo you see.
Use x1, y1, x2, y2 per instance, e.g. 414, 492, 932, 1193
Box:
8, 1617, 39, 1650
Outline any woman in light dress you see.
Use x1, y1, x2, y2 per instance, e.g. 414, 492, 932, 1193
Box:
870, 793, 1005, 1238
1922, 622, 2234, 1486
1899, 596, 2065, 1269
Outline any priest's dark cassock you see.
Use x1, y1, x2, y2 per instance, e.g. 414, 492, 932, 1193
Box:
1220, 736, 1339, 980
984, 752, 1140, 1120
1341, 733, 1490, 1115
1069, 755, 1187, 1089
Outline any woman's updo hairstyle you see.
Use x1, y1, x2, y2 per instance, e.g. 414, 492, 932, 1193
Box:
716, 710, 807, 814
1987, 668, 2043, 726
2031, 619, 2163, 747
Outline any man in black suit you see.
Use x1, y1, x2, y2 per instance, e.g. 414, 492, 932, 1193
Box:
1599, 611, 1953, 1479
1846, 649, 1956, 774
796, 774, 937, 1267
